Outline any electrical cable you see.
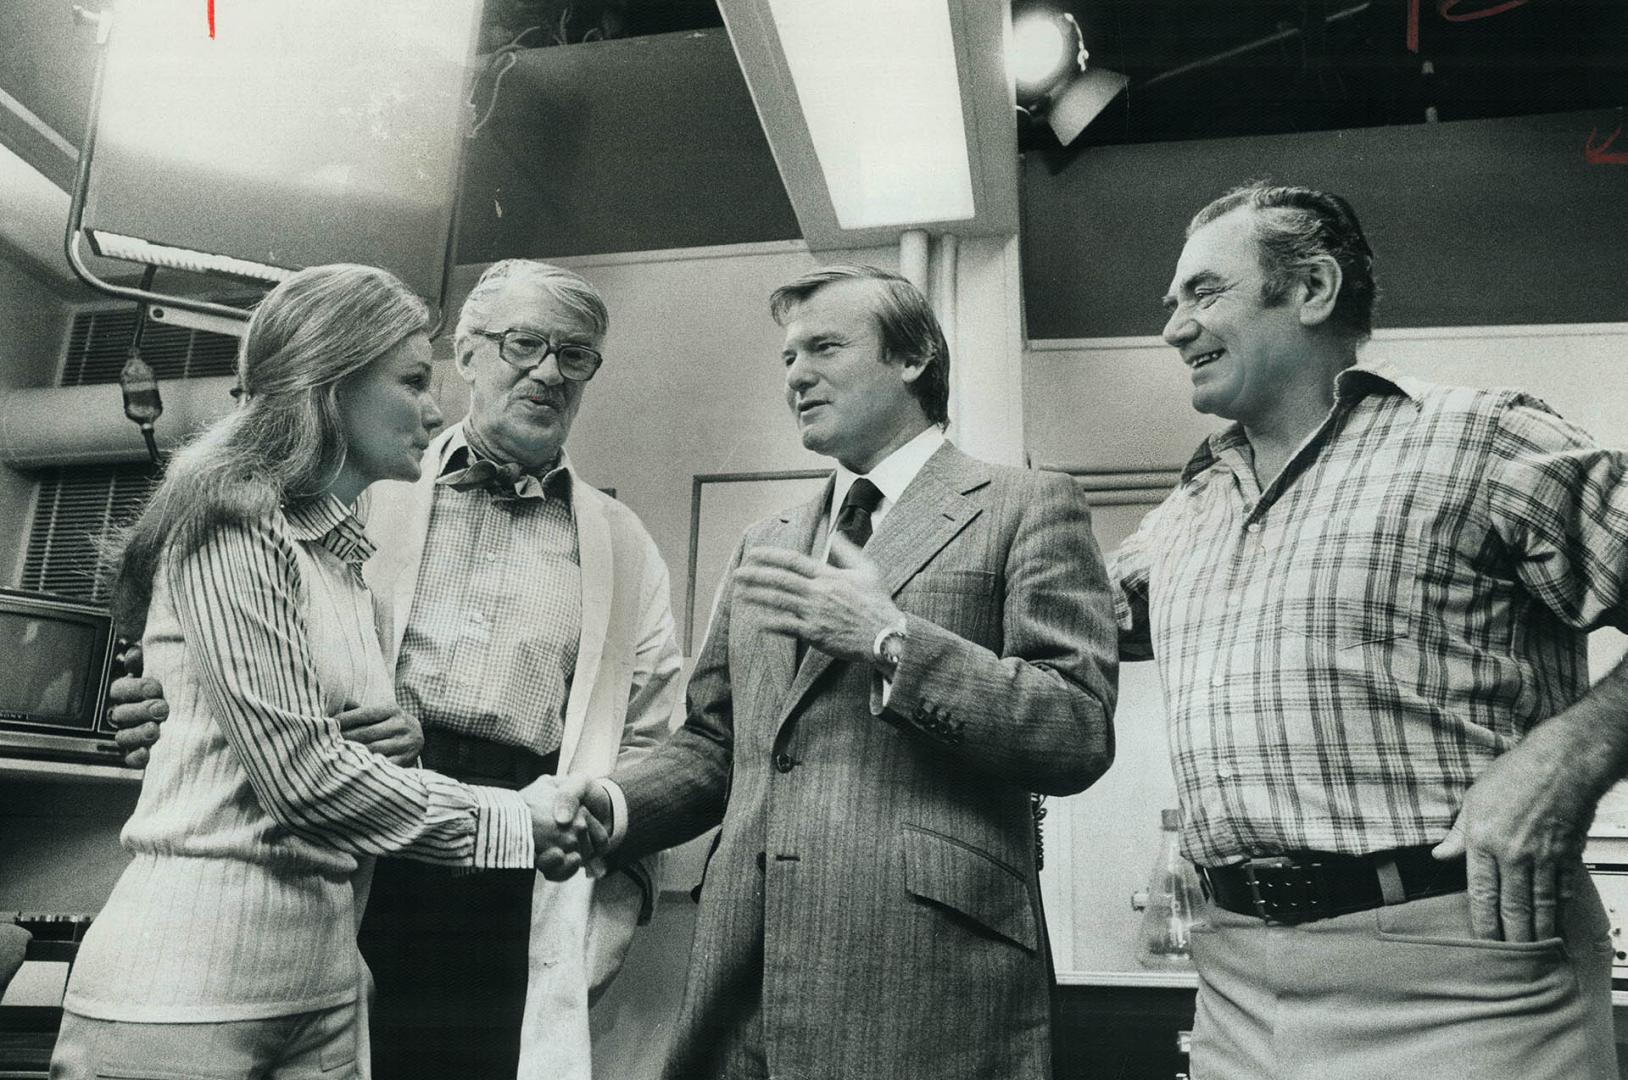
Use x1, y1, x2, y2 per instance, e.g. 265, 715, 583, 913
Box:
467, 25, 545, 138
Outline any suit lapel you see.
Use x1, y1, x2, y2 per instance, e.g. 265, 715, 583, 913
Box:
775, 444, 988, 731
560, 478, 610, 770
742, 477, 831, 704
863, 443, 988, 597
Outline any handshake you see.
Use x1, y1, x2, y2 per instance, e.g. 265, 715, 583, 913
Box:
520, 775, 616, 881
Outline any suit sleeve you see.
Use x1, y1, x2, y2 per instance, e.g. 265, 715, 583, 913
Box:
599, 535, 686, 922
880, 473, 1118, 796
607, 540, 742, 865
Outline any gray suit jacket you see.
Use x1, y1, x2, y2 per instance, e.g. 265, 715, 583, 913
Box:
614, 442, 1118, 1080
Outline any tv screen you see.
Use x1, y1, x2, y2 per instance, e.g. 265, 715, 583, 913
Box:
0, 613, 101, 725
0, 592, 116, 746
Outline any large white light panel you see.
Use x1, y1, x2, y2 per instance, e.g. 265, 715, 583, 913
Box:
766, 0, 976, 230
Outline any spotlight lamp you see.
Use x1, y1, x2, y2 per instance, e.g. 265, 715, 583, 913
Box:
1009, 10, 1086, 102
1008, 8, 1127, 146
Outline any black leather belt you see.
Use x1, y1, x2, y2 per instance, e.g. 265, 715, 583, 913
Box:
1200, 845, 1467, 924
421, 728, 559, 790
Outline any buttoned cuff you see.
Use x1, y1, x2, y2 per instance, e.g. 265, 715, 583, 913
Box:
466, 784, 536, 869
871, 615, 967, 747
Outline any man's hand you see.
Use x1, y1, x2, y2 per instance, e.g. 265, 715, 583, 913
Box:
1432, 713, 1600, 942
334, 704, 424, 767
106, 644, 168, 769
732, 534, 903, 665
523, 775, 613, 881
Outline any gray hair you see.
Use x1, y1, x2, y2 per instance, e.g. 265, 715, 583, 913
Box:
1189, 181, 1378, 344
454, 259, 610, 355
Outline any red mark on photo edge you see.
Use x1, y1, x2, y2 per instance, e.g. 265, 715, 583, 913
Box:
1585, 124, 1628, 166
1438, 0, 1531, 23
1408, 0, 1531, 53
208, 0, 215, 39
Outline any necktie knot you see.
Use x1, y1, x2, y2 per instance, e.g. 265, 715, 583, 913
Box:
441, 457, 528, 499
834, 477, 883, 553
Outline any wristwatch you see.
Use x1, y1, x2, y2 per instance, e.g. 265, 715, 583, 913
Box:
872, 617, 909, 673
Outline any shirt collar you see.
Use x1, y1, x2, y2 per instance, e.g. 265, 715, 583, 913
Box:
1333, 357, 1423, 406
831, 425, 945, 516
1178, 357, 1418, 485
437, 422, 576, 502
285, 495, 376, 567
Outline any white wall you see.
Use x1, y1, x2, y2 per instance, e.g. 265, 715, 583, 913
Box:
1028, 322, 1628, 974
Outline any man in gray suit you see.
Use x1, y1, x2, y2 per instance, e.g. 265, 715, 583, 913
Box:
549, 264, 1119, 1080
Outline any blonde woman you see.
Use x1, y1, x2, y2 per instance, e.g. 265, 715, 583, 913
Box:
52, 265, 590, 1079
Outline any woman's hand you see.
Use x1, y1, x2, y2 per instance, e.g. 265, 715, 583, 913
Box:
335, 704, 424, 766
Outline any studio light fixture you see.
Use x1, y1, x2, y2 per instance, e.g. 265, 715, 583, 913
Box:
764, 0, 975, 230
1009, 10, 1084, 98
718, 0, 1017, 249
1009, 7, 1127, 147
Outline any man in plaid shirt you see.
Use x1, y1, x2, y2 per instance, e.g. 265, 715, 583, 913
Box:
1113, 181, 1628, 1079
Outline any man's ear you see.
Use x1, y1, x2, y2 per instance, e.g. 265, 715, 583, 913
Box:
453, 342, 479, 385
895, 350, 931, 386
1297, 255, 1342, 329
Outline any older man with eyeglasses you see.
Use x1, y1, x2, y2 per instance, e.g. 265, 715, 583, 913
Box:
108, 259, 683, 1080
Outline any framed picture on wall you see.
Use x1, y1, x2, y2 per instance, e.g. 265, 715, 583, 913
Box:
685, 470, 830, 655
657, 469, 830, 895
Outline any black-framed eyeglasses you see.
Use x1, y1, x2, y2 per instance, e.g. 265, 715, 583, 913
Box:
472, 328, 603, 381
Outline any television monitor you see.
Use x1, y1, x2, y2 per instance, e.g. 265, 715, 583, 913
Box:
0, 589, 120, 764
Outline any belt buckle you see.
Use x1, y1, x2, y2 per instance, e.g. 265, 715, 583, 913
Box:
1241, 856, 1295, 922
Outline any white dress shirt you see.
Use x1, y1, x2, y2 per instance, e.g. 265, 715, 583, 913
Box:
822, 425, 946, 560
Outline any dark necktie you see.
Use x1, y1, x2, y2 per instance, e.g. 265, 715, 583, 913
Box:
831, 477, 884, 558
796, 477, 886, 668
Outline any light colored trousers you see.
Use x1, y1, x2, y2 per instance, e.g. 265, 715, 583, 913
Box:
1190, 872, 1617, 1080
50, 1001, 358, 1080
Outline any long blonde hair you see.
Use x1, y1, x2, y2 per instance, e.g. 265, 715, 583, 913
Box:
106, 264, 429, 633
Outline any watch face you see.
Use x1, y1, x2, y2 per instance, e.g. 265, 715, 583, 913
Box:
878, 630, 905, 665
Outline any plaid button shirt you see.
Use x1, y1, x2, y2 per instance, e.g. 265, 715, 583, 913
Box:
395, 429, 581, 756
1111, 361, 1628, 867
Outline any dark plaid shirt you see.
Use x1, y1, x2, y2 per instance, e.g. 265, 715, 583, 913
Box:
1112, 361, 1628, 866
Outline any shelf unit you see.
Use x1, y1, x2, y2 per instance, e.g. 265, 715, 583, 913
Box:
0, 758, 139, 785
